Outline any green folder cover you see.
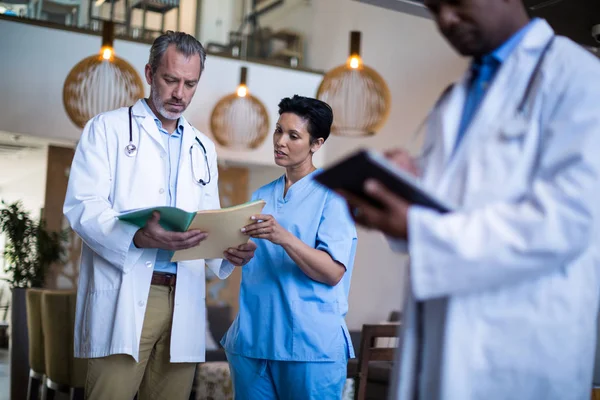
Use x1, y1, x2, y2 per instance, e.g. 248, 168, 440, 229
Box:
117, 206, 196, 232
117, 200, 265, 232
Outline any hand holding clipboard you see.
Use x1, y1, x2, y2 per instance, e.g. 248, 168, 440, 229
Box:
315, 149, 454, 212
314, 149, 454, 239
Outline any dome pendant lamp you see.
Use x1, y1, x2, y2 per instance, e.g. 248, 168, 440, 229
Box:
210, 66, 270, 149
316, 31, 391, 137
63, 21, 145, 129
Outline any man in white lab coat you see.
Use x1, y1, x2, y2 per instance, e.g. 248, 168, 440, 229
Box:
63, 32, 256, 399
338, 0, 600, 399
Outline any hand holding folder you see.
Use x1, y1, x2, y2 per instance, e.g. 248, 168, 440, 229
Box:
118, 200, 266, 261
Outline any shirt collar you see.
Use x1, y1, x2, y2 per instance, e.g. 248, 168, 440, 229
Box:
141, 98, 184, 136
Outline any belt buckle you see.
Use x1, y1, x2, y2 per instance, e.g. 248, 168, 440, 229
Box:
153, 272, 175, 286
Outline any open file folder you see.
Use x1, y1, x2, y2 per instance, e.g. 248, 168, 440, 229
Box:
118, 200, 266, 261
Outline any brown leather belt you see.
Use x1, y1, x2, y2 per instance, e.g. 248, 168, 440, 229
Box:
151, 272, 176, 287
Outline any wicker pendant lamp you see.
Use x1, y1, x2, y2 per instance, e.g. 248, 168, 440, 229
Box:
316, 31, 391, 137
210, 66, 270, 149
63, 21, 145, 129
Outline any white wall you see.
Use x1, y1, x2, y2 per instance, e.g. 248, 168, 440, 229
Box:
0, 148, 47, 219
248, 164, 283, 196
259, 0, 468, 328
0, 18, 325, 167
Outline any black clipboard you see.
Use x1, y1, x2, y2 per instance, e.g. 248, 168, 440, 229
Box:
314, 149, 453, 213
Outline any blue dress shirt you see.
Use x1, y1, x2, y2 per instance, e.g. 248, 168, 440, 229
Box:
455, 18, 539, 152
142, 99, 183, 275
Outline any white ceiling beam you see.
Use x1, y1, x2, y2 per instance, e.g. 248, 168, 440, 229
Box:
353, 0, 432, 19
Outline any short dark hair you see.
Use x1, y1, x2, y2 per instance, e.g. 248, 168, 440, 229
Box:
148, 31, 206, 76
278, 95, 333, 142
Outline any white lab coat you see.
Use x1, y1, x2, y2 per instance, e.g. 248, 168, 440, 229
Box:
390, 20, 600, 400
63, 99, 233, 363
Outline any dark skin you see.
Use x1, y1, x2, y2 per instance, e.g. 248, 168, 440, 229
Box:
424, 0, 531, 58
338, 0, 531, 239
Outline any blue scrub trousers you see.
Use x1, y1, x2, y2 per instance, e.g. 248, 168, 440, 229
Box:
226, 351, 348, 400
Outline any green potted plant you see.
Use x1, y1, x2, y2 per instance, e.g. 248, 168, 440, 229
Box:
0, 200, 67, 288
0, 199, 68, 399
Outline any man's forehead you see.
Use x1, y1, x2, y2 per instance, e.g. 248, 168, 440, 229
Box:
161, 47, 200, 65
158, 48, 202, 76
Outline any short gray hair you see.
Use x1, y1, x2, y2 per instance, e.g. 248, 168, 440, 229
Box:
148, 31, 207, 76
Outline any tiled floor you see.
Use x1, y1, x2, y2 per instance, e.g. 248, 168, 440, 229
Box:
0, 348, 9, 400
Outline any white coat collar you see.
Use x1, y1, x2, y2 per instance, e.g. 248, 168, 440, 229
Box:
438, 18, 555, 164
130, 98, 198, 152
517, 18, 555, 53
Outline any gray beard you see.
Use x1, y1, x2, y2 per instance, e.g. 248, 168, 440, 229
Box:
151, 87, 182, 121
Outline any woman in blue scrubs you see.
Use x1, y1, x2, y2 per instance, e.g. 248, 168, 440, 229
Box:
220, 95, 357, 399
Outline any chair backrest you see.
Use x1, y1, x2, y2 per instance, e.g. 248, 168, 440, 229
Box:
41, 290, 87, 387
26, 288, 46, 375
354, 323, 401, 400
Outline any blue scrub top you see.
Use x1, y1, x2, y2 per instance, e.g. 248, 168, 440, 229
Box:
221, 169, 358, 362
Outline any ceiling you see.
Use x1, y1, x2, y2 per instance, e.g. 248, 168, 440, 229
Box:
353, 0, 430, 18
354, 0, 600, 48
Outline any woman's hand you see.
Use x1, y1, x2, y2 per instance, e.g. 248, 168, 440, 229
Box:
242, 214, 292, 245
243, 214, 345, 286
223, 241, 257, 266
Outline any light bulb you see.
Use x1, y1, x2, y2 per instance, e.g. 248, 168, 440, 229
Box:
101, 47, 113, 61
348, 56, 361, 69
237, 85, 248, 97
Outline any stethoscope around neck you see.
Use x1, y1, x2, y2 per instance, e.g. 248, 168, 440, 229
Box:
124, 105, 212, 186
408, 35, 556, 163
124, 106, 138, 157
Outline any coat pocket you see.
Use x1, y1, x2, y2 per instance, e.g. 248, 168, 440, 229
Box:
82, 289, 126, 353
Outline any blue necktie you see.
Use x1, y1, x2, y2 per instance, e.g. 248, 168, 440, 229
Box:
455, 56, 498, 151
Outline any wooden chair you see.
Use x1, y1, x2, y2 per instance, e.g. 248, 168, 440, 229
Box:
26, 288, 46, 400
353, 323, 401, 400
41, 290, 86, 400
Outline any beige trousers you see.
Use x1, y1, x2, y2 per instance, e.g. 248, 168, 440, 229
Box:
85, 285, 197, 400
